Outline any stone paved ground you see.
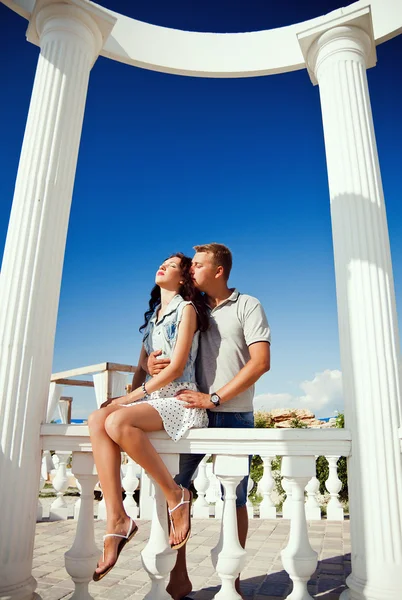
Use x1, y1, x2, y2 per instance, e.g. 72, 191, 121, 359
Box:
34, 518, 351, 600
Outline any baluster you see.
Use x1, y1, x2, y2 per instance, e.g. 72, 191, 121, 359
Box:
139, 468, 154, 519
193, 455, 211, 518
141, 454, 179, 599
211, 455, 248, 599
280, 456, 318, 600
96, 486, 107, 520
282, 473, 293, 519
305, 457, 321, 521
325, 455, 344, 521
49, 451, 71, 520
258, 455, 277, 519
122, 455, 140, 518
37, 455, 46, 522
206, 464, 224, 519
246, 475, 255, 519
74, 480, 82, 521
97, 458, 125, 520
65, 452, 100, 600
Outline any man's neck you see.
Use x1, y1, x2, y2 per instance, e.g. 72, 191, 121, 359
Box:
205, 285, 234, 308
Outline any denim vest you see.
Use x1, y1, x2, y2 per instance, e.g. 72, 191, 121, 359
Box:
143, 294, 199, 384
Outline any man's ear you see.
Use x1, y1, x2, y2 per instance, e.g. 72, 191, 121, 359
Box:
215, 265, 224, 279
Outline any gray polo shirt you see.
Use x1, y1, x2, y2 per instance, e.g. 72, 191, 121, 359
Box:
196, 289, 271, 413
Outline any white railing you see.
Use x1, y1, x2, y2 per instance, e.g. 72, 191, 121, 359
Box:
40, 424, 351, 600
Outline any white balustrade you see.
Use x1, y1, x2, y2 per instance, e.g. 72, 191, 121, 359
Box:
193, 455, 211, 518
122, 455, 140, 519
258, 455, 277, 519
65, 452, 100, 600
211, 455, 248, 600
50, 451, 71, 520
305, 458, 321, 521
325, 455, 344, 521
281, 456, 318, 600
141, 454, 179, 600
39, 424, 351, 598
282, 473, 293, 519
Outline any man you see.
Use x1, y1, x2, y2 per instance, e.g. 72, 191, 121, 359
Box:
147, 243, 271, 600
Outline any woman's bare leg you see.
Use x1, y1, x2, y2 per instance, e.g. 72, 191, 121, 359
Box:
105, 404, 191, 547
88, 405, 133, 575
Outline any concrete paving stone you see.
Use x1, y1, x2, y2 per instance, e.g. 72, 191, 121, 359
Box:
320, 563, 345, 574
32, 569, 55, 578
53, 579, 75, 590
38, 587, 72, 600
34, 516, 351, 599
97, 584, 144, 599
36, 582, 53, 591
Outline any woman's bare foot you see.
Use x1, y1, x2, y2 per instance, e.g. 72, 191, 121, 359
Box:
167, 486, 192, 548
94, 515, 136, 578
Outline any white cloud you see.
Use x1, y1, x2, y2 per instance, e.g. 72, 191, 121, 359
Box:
254, 369, 343, 418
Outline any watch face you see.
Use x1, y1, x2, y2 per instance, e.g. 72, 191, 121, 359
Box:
211, 394, 220, 405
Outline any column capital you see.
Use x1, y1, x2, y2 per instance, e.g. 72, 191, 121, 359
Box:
27, 0, 116, 65
297, 5, 376, 85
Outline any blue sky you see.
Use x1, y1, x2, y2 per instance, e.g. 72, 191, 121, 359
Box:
1, 1, 401, 419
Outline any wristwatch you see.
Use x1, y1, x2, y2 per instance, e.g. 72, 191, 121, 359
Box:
210, 393, 221, 407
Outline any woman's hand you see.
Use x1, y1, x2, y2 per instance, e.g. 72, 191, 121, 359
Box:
99, 396, 127, 409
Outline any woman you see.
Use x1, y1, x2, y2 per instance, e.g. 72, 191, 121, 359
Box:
88, 253, 209, 582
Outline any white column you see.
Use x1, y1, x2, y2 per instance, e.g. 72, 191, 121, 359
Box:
0, 2, 114, 598
65, 452, 100, 600
211, 455, 248, 600
299, 9, 402, 600
280, 456, 318, 600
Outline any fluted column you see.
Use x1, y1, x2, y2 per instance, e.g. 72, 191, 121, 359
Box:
299, 10, 402, 599
0, 2, 114, 598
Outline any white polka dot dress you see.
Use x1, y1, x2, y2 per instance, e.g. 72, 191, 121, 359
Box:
125, 382, 208, 442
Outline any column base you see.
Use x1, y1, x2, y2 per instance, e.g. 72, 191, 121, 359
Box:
342, 572, 402, 600
0, 576, 38, 600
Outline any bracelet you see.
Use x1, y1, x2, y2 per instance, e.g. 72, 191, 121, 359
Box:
142, 382, 150, 399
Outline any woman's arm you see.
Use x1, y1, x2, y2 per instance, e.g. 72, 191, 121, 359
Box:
131, 345, 148, 389
113, 305, 197, 405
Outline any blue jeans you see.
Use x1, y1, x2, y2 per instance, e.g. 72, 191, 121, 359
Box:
174, 410, 254, 508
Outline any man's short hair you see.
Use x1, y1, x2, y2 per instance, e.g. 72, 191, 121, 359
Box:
194, 243, 232, 280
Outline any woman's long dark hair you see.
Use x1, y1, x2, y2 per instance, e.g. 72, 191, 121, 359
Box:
139, 253, 209, 333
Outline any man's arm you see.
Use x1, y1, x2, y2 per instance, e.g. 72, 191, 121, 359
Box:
176, 341, 270, 409
131, 345, 148, 389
